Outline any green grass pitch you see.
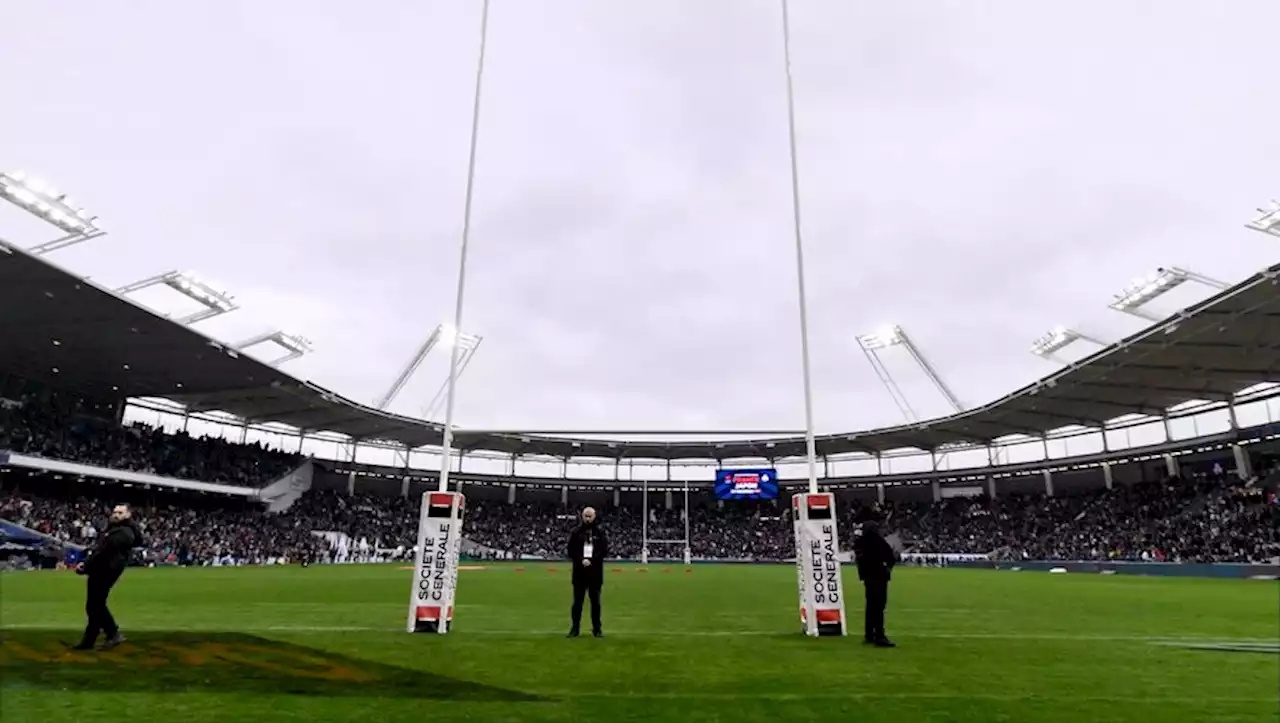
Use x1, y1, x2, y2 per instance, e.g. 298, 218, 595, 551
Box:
1, 563, 1277, 722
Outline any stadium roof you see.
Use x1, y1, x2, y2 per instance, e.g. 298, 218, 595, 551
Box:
2, 239, 1279, 460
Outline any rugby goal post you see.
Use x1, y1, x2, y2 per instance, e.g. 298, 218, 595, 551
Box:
641, 478, 692, 565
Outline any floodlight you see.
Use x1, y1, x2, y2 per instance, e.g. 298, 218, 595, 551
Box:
375, 323, 483, 411
1109, 268, 1188, 312
854, 323, 964, 421
115, 270, 238, 324
423, 336, 484, 420
857, 325, 905, 350
170, 271, 237, 321
275, 332, 313, 355
1030, 326, 1080, 356
1107, 266, 1228, 321
234, 331, 313, 366
0, 170, 102, 236
1029, 325, 1106, 362
437, 324, 481, 351
1246, 200, 1280, 237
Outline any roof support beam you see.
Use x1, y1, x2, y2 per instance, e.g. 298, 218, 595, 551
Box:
1076, 380, 1234, 402
1007, 408, 1106, 429
1118, 363, 1280, 382
986, 422, 1053, 438
1046, 394, 1168, 418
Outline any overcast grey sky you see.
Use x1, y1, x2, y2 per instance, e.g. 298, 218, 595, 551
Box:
2, 0, 1277, 436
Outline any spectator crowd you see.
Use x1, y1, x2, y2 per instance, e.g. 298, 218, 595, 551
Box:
3, 470, 1277, 567
2, 396, 1278, 567
0, 401, 301, 487
0, 483, 328, 566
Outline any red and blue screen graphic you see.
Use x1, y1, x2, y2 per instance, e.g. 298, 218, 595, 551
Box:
714, 468, 779, 500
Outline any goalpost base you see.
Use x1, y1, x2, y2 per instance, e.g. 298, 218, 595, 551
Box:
407, 492, 466, 634
793, 492, 848, 637
642, 540, 689, 565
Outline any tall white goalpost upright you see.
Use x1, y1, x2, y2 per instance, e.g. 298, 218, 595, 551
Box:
641, 477, 648, 565
407, 0, 492, 635
683, 477, 692, 565
780, 0, 847, 636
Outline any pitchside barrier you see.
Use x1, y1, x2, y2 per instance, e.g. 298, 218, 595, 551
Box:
951, 559, 1280, 580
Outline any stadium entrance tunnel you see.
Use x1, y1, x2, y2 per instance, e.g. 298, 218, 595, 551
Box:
0, 630, 543, 701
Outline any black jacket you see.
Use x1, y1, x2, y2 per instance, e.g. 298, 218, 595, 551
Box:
567, 524, 608, 585
853, 523, 896, 582
84, 520, 144, 576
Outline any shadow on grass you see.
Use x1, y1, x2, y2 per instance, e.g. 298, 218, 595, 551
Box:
0, 630, 542, 701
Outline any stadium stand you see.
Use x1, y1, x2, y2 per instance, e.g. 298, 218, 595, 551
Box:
0, 476, 326, 567
0, 400, 300, 488
3, 238, 1280, 460
0, 235, 1278, 572
3, 449, 1277, 568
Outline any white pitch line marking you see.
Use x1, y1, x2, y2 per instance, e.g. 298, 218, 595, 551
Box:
2, 623, 1276, 644
549, 691, 1279, 704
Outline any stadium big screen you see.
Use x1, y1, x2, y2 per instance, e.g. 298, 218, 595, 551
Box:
714, 468, 779, 500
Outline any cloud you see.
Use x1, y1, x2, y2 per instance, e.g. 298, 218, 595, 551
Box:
2, 0, 1278, 441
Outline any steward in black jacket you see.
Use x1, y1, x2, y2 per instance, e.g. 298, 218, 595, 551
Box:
566, 506, 608, 638
73, 504, 144, 650
853, 509, 897, 647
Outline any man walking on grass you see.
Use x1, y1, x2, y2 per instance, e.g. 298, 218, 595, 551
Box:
72, 503, 143, 651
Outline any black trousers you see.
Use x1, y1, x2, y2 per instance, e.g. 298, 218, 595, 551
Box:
863, 578, 888, 641
570, 579, 602, 633
81, 570, 122, 645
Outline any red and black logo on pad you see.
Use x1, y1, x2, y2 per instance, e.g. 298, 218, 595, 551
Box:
426, 493, 456, 519
806, 494, 833, 520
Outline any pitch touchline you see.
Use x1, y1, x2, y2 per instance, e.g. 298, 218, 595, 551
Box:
430, 631, 1280, 643
551, 691, 1279, 703
2, 624, 1275, 644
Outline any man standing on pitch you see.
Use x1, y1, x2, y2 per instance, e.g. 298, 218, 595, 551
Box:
72, 504, 144, 650
853, 507, 897, 648
567, 506, 608, 638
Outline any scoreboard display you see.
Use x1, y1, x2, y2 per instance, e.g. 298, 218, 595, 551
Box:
714, 468, 779, 500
